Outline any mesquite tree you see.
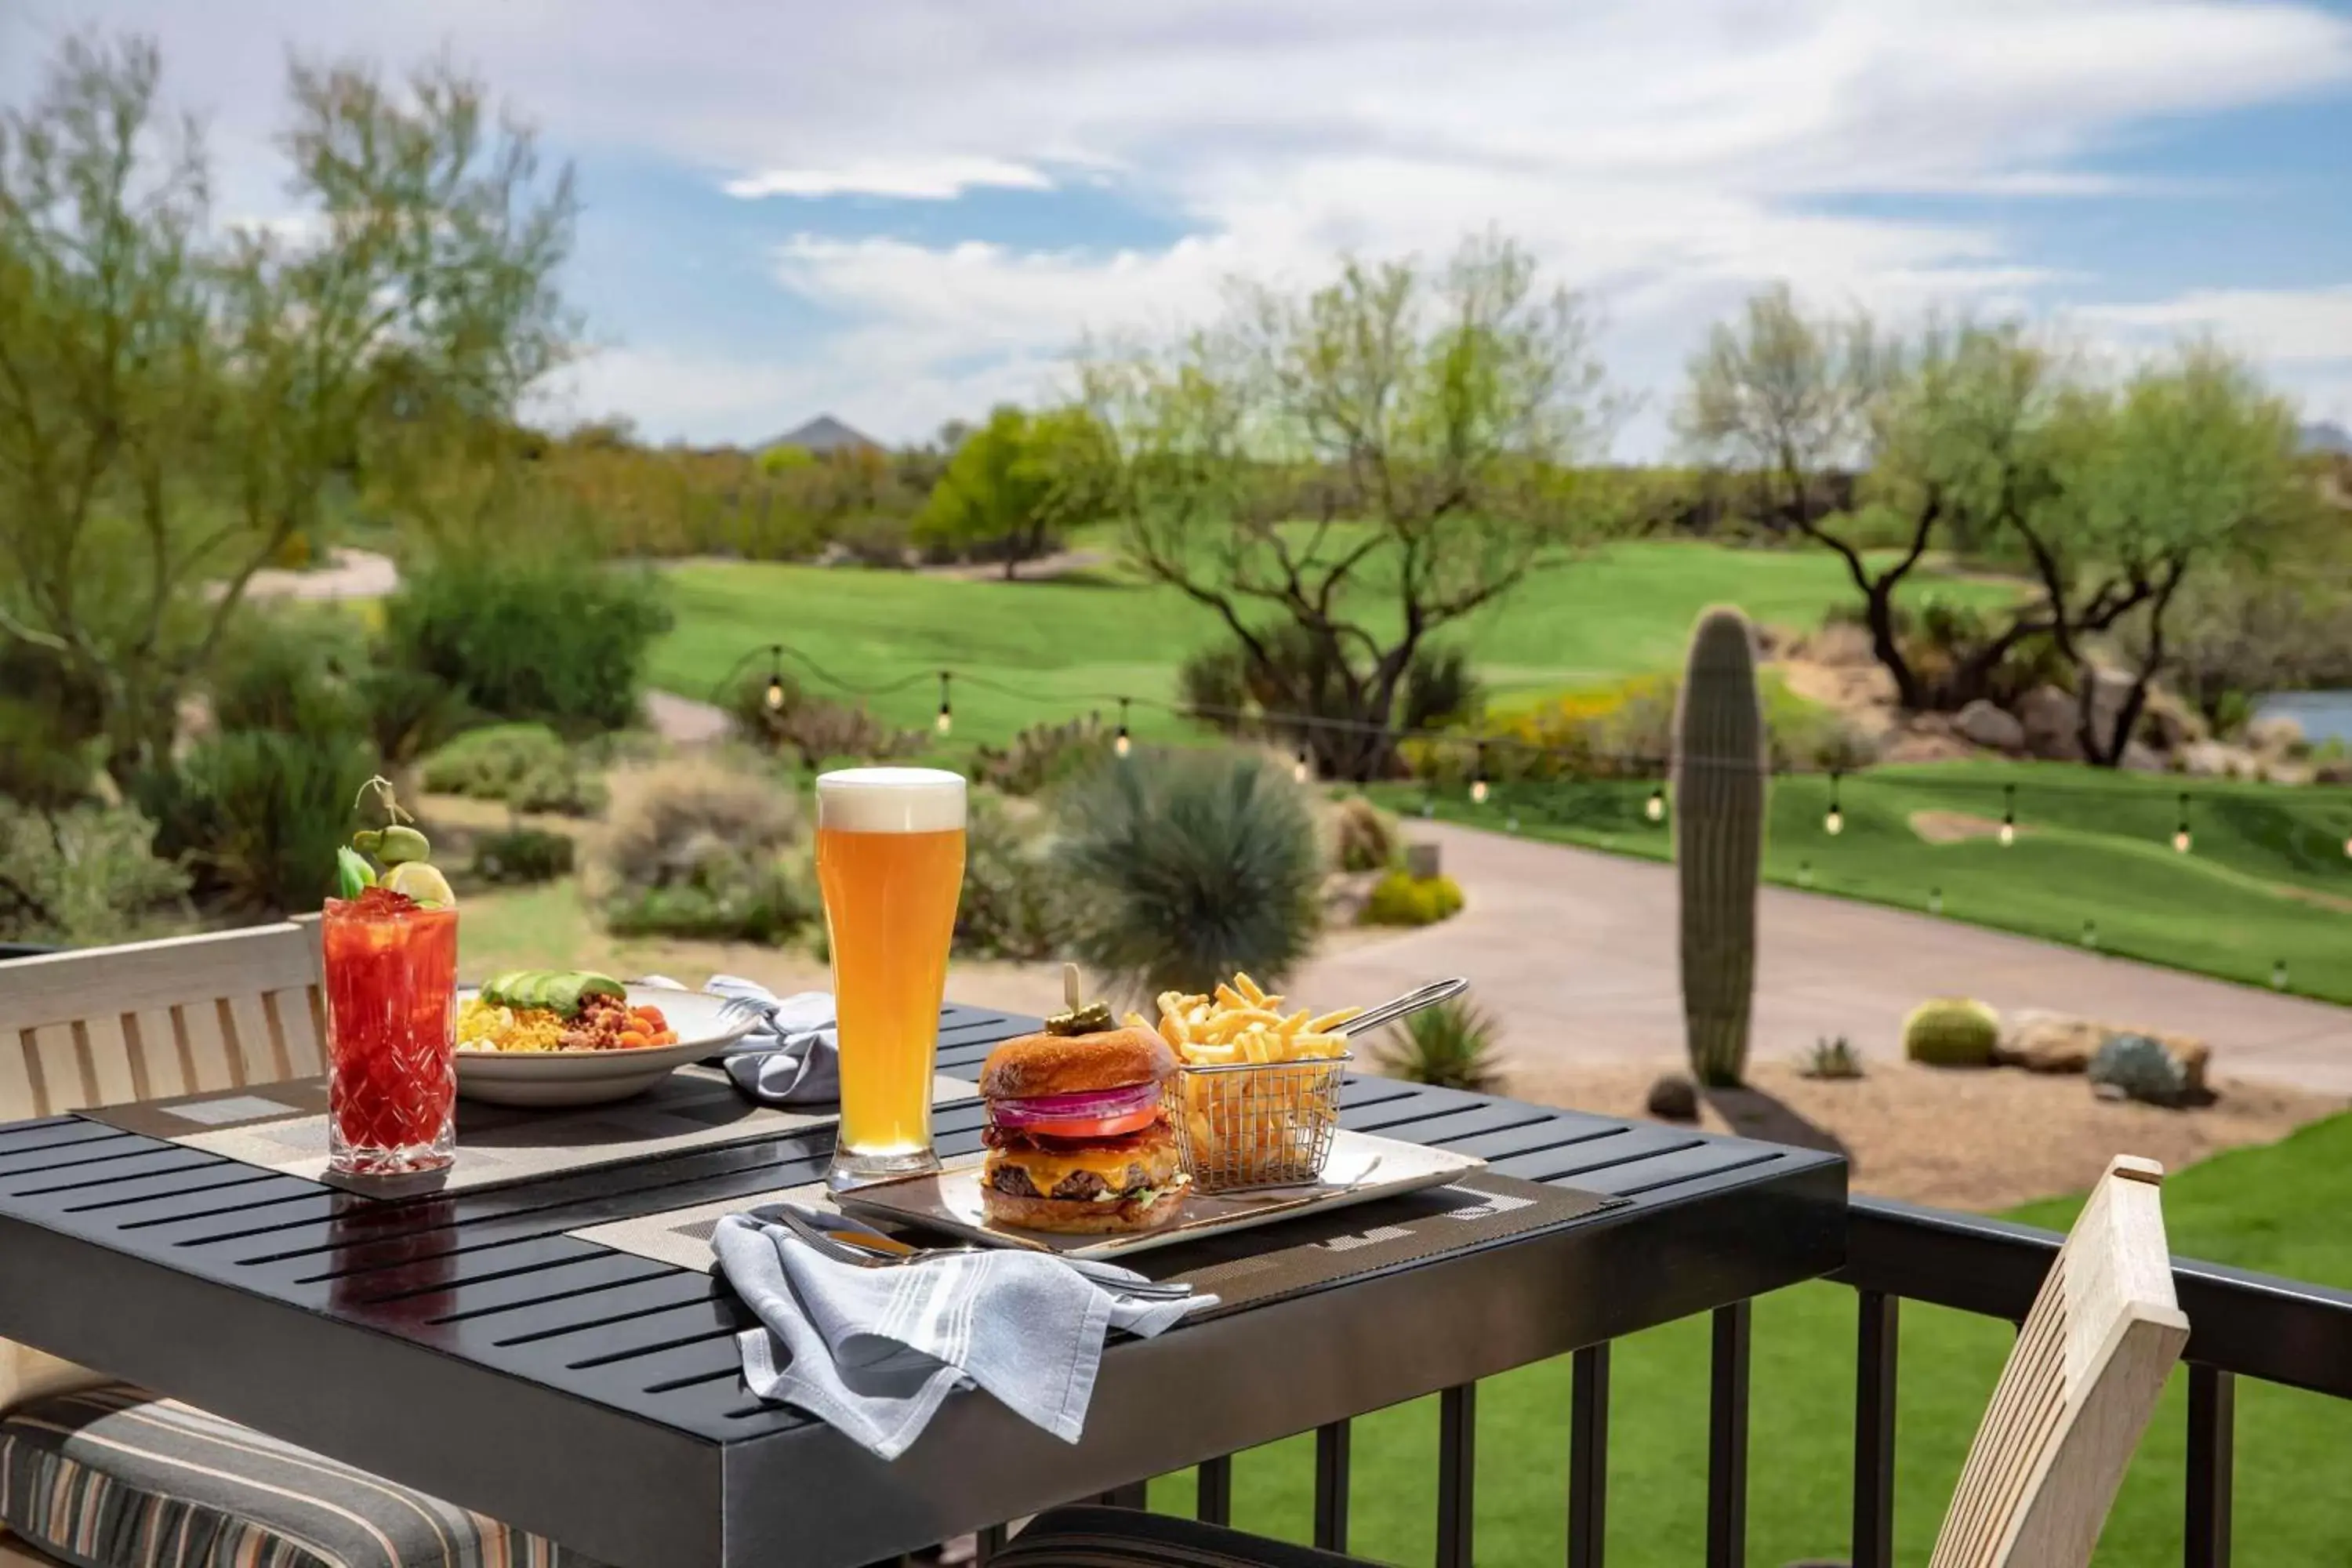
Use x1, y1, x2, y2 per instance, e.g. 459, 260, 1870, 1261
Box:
1080, 233, 1615, 779
0, 35, 577, 784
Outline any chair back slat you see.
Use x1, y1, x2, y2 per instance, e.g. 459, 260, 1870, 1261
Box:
0, 923, 325, 1122
1929, 1156, 2190, 1568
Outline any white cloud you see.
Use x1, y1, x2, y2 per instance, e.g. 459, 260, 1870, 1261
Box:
33, 0, 2352, 448
2080, 285, 2352, 365
723, 157, 1053, 201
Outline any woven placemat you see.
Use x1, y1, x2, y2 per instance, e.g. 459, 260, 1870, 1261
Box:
81, 1069, 978, 1197
572, 1167, 1621, 1320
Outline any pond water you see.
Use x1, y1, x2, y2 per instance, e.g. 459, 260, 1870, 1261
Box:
2257, 690, 2352, 746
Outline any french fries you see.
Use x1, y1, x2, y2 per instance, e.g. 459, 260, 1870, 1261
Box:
1134, 973, 1363, 1185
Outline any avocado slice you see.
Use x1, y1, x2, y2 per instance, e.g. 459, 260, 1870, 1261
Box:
544, 971, 626, 1018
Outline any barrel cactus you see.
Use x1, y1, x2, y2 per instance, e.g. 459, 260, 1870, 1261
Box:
2089, 1033, 2188, 1106
1674, 606, 1766, 1087
1901, 998, 2002, 1066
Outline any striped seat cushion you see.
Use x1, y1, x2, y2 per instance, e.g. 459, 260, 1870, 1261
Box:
0, 1383, 606, 1568
991, 1506, 1370, 1568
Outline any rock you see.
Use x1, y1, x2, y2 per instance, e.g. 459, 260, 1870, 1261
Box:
1954, 699, 2025, 753
2016, 684, 2084, 761
1996, 1011, 2103, 1073
2157, 1033, 2212, 1098
1403, 841, 1442, 880
2120, 740, 2169, 774
2246, 715, 2305, 756
1646, 1073, 1699, 1122
2093, 1080, 2129, 1102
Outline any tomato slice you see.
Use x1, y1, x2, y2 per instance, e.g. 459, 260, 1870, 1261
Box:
1022, 1105, 1160, 1140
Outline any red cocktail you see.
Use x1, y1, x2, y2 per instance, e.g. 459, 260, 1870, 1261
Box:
322, 887, 459, 1175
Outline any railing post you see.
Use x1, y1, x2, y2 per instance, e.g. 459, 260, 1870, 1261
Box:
1853, 1290, 1899, 1568
1708, 1301, 1751, 1568
1196, 1454, 1232, 1526
1437, 1382, 1477, 1568
975, 1524, 1008, 1563
1314, 1419, 1352, 1554
2186, 1365, 2235, 1568
1569, 1343, 1610, 1568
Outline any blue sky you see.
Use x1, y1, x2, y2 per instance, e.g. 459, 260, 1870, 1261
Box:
8, 0, 2352, 455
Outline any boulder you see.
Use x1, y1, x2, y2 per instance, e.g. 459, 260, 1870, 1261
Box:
2246, 714, 2305, 756
2156, 1033, 2212, 1098
1645, 1073, 1699, 1122
1996, 1011, 2103, 1073
1954, 699, 2025, 753
2178, 740, 2259, 779
2016, 684, 2084, 761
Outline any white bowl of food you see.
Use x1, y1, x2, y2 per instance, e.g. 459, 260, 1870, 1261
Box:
452, 971, 764, 1107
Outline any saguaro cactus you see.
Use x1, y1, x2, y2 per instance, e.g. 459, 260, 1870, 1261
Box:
1674, 606, 1767, 1087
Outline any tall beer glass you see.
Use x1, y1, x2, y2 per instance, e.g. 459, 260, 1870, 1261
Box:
816, 767, 967, 1189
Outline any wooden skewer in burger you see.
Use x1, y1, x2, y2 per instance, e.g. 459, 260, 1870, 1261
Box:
979, 964, 1185, 1235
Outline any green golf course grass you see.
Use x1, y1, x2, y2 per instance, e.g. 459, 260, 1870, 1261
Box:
1369, 762, 2352, 1005
644, 539, 2011, 747
1145, 1112, 2352, 1566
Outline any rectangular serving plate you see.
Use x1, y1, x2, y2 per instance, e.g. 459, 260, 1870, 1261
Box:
834, 1127, 1486, 1260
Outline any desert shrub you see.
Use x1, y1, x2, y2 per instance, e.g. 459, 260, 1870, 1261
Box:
1412, 671, 1870, 781
1900, 593, 2071, 710
1800, 1036, 1864, 1080
972, 714, 1115, 797
1361, 869, 1465, 927
726, 671, 924, 772
419, 724, 605, 815
593, 761, 814, 942
210, 604, 372, 735
0, 801, 190, 944
1402, 644, 1484, 731
833, 513, 913, 567
151, 731, 379, 914
956, 790, 1065, 960
353, 666, 471, 768
384, 557, 670, 735
1901, 997, 2001, 1067
471, 826, 577, 885
1051, 749, 1322, 996
1327, 795, 1400, 873
1374, 998, 1502, 1091
1177, 643, 1251, 731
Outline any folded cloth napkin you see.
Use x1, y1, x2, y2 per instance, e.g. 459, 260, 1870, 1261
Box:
713, 1203, 1215, 1460
635, 975, 839, 1104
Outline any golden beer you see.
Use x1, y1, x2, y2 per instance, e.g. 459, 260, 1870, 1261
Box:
815, 768, 967, 1187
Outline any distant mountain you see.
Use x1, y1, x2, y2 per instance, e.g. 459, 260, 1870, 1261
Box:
763, 414, 883, 455
2299, 421, 2352, 456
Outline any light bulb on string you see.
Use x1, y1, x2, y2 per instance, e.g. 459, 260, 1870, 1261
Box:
1293, 746, 1312, 785
1114, 697, 1131, 758
1824, 770, 1844, 836
1646, 786, 1666, 822
764, 644, 786, 712
1998, 782, 2016, 847
1470, 743, 1490, 805
2172, 791, 2191, 854
935, 672, 953, 736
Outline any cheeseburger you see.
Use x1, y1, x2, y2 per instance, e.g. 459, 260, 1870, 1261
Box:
979, 992, 1185, 1235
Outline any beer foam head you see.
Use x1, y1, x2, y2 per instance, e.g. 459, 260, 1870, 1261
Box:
815, 767, 967, 833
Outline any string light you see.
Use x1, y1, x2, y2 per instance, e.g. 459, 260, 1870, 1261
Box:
1824, 771, 1844, 836
1470, 743, 1492, 804
1114, 698, 1131, 758
935, 672, 953, 736
2274, 959, 2290, 992
2082, 919, 2099, 949
1998, 783, 2016, 848
763, 644, 786, 712
1293, 746, 1312, 783
1797, 859, 1813, 888
2172, 791, 2191, 854
1646, 786, 1666, 822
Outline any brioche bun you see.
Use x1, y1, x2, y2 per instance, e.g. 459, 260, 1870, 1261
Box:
979, 1025, 1175, 1101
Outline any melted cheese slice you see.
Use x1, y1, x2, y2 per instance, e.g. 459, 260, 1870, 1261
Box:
986, 1137, 1179, 1195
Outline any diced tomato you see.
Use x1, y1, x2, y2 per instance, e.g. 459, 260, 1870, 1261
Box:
1018, 1105, 1160, 1140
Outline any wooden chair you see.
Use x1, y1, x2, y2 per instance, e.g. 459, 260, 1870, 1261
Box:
999, 1156, 2189, 1568
0, 925, 606, 1567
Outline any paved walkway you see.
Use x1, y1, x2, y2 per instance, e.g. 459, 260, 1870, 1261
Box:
1294, 822, 2352, 1094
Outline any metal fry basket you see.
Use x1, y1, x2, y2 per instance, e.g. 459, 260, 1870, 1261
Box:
1174, 1054, 1352, 1192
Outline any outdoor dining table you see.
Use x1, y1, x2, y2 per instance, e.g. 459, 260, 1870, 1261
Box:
0, 1003, 1846, 1568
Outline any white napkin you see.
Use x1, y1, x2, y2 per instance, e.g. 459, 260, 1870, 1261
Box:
712, 1204, 1214, 1460
635, 975, 839, 1104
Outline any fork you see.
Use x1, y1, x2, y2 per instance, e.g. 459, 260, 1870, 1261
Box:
768, 1207, 1195, 1298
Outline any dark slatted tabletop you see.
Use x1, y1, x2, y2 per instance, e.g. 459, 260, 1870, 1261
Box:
0, 1004, 1846, 1568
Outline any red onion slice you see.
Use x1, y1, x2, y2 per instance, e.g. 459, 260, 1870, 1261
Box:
990, 1080, 1162, 1129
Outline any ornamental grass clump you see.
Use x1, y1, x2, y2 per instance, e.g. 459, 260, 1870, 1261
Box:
1051, 748, 1321, 998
